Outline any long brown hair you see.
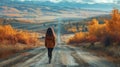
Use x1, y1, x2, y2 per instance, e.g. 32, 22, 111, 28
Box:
46, 27, 56, 39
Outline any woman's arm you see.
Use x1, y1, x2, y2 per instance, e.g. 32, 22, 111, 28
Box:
53, 37, 56, 46
45, 37, 47, 47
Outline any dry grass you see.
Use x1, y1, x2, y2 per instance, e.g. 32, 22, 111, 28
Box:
69, 42, 120, 65
89, 48, 120, 64
81, 42, 120, 64
0, 41, 43, 59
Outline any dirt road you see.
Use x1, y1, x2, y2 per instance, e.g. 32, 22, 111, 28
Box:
0, 45, 116, 67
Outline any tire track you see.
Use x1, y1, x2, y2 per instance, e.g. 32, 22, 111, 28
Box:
13, 50, 47, 67
60, 46, 79, 67
0, 47, 46, 67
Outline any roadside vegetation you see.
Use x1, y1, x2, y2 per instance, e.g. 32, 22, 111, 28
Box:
0, 24, 41, 59
68, 9, 120, 64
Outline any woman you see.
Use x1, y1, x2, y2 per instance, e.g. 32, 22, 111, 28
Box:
45, 27, 56, 64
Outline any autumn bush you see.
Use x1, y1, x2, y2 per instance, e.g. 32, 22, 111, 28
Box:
0, 25, 38, 44
69, 32, 86, 43
68, 9, 120, 46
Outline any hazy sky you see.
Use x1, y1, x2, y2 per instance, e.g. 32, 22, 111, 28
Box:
11, 0, 120, 4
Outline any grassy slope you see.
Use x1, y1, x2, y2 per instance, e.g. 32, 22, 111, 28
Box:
69, 42, 120, 66
0, 40, 43, 59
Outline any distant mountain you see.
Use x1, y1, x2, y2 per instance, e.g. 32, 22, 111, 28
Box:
0, 0, 115, 11
0, 1, 111, 23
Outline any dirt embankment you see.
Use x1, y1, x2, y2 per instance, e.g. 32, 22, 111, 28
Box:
69, 42, 120, 66
0, 40, 44, 59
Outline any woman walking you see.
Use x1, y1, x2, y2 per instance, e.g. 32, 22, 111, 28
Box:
45, 27, 56, 64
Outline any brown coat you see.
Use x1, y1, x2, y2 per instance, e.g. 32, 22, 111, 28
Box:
45, 36, 55, 48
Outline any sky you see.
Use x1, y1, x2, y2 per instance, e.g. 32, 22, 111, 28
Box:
11, 0, 120, 4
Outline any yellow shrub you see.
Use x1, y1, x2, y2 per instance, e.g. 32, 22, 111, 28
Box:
0, 25, 38, 44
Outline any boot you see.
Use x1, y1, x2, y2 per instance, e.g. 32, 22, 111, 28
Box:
49, 58, 51, 64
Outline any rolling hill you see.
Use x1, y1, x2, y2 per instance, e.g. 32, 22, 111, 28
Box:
0, 1, 110, 23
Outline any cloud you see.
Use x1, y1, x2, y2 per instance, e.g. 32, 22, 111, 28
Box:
93, 0, 114, 3
11, 0, 120, 4
65, 0, 115, 4
50, 0, 62, 3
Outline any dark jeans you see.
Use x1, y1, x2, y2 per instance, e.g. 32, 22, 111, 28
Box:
47, 48, 53, 60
